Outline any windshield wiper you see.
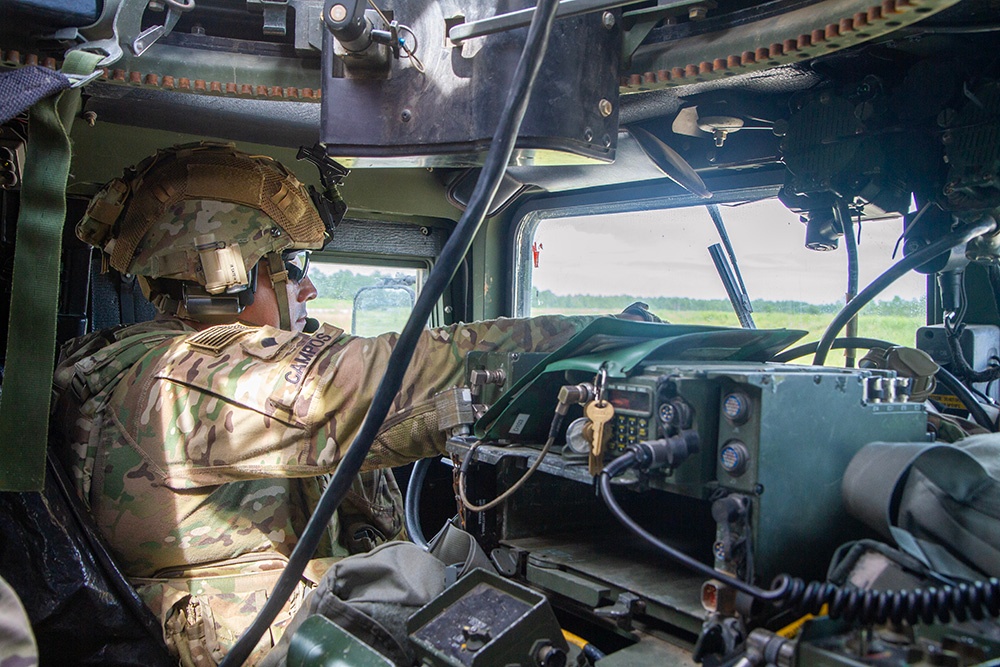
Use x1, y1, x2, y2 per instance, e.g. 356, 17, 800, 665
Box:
707, 204, 756, 329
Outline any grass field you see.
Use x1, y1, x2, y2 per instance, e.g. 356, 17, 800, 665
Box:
309, 297, 924, 362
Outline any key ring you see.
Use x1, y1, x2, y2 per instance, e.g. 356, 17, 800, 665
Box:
594, 365, 608, 406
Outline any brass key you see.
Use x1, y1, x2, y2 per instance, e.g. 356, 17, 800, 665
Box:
585, 400, 615, 476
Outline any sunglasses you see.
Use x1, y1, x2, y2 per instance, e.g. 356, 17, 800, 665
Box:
282, 250, 311, 282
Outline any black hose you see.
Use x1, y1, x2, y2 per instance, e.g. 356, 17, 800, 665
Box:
935, 365, 996, 431
835, 201, 859, 367
813, 220, 996, 365
599, 449, 1000, 625
770, 336, 899, 363
405, 458, 433, 549
219, 2, 564, 663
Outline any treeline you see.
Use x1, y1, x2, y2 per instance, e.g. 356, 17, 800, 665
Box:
532, 290, 925, 316
311, 270, 925, 317
311, 269, 401, 299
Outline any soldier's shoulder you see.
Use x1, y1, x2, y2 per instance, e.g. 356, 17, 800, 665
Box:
155, 322, 346, 425
55, 320, 190, 395
178, 322, 344, 361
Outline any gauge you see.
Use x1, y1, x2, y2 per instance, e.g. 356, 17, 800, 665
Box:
564, 417, 592, 455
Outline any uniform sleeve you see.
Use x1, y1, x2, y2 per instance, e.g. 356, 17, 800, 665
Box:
113, 315, 596, 488
315, 315, 599, 470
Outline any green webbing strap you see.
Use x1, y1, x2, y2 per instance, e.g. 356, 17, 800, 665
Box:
266, 251, 292, 331
0, 50, 102, 491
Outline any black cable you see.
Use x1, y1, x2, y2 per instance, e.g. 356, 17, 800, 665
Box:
219, 1, 564, 662
835, 201, 860, 367
946, 324, 1000, 384
598, 454, 789, 602
935, 365, 996, 431
813, 220, 996, 365
405, 458, 433, 550
988, 264, 1000, 317
600, 449, 1000, 626
770, 336, 898, 363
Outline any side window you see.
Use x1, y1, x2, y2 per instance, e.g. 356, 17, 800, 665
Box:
517, 198, 926, 357
309, 259, 426, 336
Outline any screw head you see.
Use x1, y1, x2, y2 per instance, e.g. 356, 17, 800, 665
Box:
602, 11, 615, 29
401, 109, 412, 122
598, 98, 613, 117
329, 3, 348, 22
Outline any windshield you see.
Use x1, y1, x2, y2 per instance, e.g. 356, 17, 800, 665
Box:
517, 198, 926, 359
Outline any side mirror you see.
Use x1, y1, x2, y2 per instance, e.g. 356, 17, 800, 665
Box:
351, 280, 416, 336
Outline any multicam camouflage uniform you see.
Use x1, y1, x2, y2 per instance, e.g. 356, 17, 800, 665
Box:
53, 312, 593, 665
0, 575, 37, 667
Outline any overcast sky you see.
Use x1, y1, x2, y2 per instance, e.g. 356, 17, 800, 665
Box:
530, 199, 926, 304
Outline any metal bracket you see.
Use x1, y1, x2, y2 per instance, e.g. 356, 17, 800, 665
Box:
67, 0, 136, 67
448, 0, 635, 44
621, 0, 711, 63
593, 591, 644, 630
133, 0, 193, 56
69, 0, 196, 64
248, 0, 290, 36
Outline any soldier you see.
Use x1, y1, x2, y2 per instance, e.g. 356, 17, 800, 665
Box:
0, 575, 37, 667
52, 143, 659, 665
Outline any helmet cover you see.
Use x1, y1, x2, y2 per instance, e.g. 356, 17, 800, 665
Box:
78, 143, 328, 288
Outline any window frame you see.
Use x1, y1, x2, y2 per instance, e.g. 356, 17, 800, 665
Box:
310, 216, 447, 328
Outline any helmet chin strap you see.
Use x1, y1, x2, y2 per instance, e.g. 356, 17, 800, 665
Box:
266, 252, 293, 331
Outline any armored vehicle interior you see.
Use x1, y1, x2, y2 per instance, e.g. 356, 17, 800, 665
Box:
3, 0, 1000, 665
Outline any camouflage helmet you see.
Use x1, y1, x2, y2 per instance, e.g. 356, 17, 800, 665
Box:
77, 142, 330, 328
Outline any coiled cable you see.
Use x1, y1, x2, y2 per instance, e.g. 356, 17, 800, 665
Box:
776, 575, 1000, 625
599, 448, 1000, 625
